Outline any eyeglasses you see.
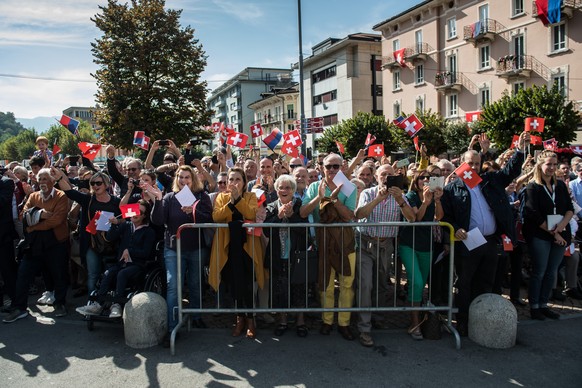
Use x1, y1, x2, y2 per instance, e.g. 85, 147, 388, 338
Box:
90, 181, 104, 186
290, 164, 302, 169
217, 181, 227, 185
324, 164, 341, 170
126, 167, 138, 172
418, 176, 431, 180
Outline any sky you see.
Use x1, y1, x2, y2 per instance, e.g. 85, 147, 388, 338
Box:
0, 0, 417, 120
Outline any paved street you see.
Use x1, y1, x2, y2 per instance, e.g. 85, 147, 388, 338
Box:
1, 305, 581, 388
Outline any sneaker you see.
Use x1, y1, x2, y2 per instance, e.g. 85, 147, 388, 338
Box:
109, 303, 122, 318
53, 304, 67, 317
565, 288, 582, 300
3, 309, 28, 323
359, 332, 374, 347
37, 291, 55, 305
540, 307, 560, 320
75, 302, 102, 316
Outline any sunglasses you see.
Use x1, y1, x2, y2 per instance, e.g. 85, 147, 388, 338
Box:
290, 164, 302, 169
126, 167, 138, 172
324, 164, 341, 170
418, 176, 431, 180
90, 181, 104, 186
217, 181, 227, 185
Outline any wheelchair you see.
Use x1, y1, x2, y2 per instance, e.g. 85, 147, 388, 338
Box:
82, 240, 166, 331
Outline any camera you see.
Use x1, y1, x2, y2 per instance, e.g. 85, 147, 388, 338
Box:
130, 178, 140, 186
189, 138, 198, 146
159, 140, 170, 147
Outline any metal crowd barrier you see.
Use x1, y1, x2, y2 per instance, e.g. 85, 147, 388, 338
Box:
170, 221, 460, 354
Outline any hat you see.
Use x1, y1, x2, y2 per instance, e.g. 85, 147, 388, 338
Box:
24, 207, 43, 226
163, 153, 176, 162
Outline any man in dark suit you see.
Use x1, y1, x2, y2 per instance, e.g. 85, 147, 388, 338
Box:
441, 131, 530, 336
0, 168, 17, 311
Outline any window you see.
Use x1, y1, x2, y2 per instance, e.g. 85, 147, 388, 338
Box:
479, 86, 491, 107
512, 81, 525, 94
553, 74, 567, 97
416, 95, 425, 113
415, 30, 423, 53
393, 101, 401, 117
512, 0, 524, 16
479, 4, 489, 23
322, 114, 338, 126
312, 65, 336, 84
480, 45, 490, 69
447, 94, 458, 117
552, 23, 566, 52
447, 17, 457, 39
415, 64, 424, 84
392, 39, 400, 52
287, 104, 294, 120
393, 70, 401, 91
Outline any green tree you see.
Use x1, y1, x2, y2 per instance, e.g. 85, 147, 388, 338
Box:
0, 129, 38, 161
316, 112, 402, 158
92, 0, 212, 150
441, 121, 473, 156
480, 85, 579, 149
44, 121, 100, 156
0, 111, 26, 143
391, 110, 450, 157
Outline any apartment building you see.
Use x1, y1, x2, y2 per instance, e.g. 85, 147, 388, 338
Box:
296, 33, 383, 149
207, 67, 294, 139
248, 83, 299, 141
373, 0, 582, 122
62, 106, 99, 130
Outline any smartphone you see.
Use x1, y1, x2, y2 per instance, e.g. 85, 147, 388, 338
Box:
211, 155, 218, 164
385, 174, 404, 188
159, 140, 170, 147
396, 158, 410, 168
429, 176, 445, 191
78, 180, 90, 190
185, 153, 196, 166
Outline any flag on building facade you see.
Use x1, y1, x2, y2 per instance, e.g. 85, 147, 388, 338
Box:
393, 48, 406, 67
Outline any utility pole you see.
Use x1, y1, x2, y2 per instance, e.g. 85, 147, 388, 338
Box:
297, 0, 307, 155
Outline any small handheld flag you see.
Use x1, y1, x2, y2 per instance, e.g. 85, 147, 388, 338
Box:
525, 117, 545, 133
454, 162, 482, 189
120, 203, 141, 218
250, 123, 263, 138
263, 128, 283, 151
226, 132, 249, 149
59, 115, 80, 136
368, 144, 384, 157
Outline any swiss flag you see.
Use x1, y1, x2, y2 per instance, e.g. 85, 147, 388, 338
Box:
368, 144, 384, 157
530, 135, 543, 146
226, 132, 249, 148
252, 188, 267, 207
211, 122, 222, 133
120, 203, 141, 218
365, 133, 376, 147
52, 142, 61, 155
281, 144, 299, 158
543, 138, 557, 151
454, 162, 482, 189
137, 135, 150, 151
525, 117, 545, 132
501, 234, 513, 252
413, 136, 420, 151
283, 129, 303, 148
393, 48, 406, 67
78, 142, 102, 161
220, 125, 235, 144
250, 123, 263, 138
465, 111, 482, 123
510, 135, 520, 149
402, 114, 424, 137
336, 141, 345, 154
570, 145, 582, 155
85, 211, 101, 235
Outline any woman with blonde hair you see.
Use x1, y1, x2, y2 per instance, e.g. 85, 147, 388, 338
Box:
208, 167, 264, 339
522, 150, 574, 320
151, 165, 213, 342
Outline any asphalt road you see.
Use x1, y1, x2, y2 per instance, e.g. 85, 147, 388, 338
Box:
1, 309, 581, 388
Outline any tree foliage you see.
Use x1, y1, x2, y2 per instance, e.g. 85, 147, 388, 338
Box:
43, 122, 99, 156
315, 112, 402, 158
0, 129, 38, 162
392, 110, 450, 156
441, 121, 473, 156
0, 112, 26, 143
479, 85, 579, 149
92, 0, 212, 149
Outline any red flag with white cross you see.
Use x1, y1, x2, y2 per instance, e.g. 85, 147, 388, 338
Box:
85, 211, 101, 235
570, 145, 582, 155
465, 111, 482, 123
250, 123, 263, 138
364, 133, 376, 147
393, 48, 406, 67
543, 138, 557, 151
530, 135, 543, 146
402, 114, 424, 137
282, 129, 303, 148
120, 203, 141, 219
525, 117, 545, 132
510, 135, 520, 149
501, 234, 513, 252
78, 142, 102, 161
226, 132, 249, 149
368, 144, 384, 157
137, 135, 150, 151
336, 141, 345, 154
454, 162, 482, 189
281, 144, 299, 158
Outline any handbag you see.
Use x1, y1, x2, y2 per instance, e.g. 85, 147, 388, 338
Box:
90, 231, 117, 256
290, 249, 318, 284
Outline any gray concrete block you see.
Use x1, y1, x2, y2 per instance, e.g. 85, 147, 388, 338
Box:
124, 292, 167, 349
469, 293, 517, 349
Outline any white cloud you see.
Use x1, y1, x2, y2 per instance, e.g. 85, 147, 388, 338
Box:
210, 0, 264, 22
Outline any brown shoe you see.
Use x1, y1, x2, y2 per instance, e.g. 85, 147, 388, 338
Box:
246, 317, 256, 339
319, 323, 332, 335
232, 316, 245, 337
338, 325, 355, 341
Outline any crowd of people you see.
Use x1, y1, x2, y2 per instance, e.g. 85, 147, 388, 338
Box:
1, 131, 581, 348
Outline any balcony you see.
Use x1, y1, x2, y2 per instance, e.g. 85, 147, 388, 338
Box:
404, 42, 432, 63
382, 53, 405, 70
463, 18, 504, 45
495, 55, 550, 80
434, 71, 462, 93
531, 0, 581, 20
215, 99, 225, 108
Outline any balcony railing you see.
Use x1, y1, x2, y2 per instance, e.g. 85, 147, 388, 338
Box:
495, 55, 550, 80
435, 71, 458, 87
532, 0, 581, 19
463, 18, 504, 44
256, 113, 293, 125
404, 42, 432, 62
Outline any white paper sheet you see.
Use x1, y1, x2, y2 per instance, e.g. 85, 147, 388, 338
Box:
332, 170, 356, 198
547, 214, 563, 231
462, 227, 487, 251
175, 185, 197, 207
96, 211, 115, 232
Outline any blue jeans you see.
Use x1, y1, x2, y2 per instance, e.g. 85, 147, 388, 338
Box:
164, 247, 207, 332
86, 248, 115, 295
527, 237, 566, 309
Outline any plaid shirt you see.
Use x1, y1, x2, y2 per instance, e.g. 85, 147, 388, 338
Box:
357, 186, 404, 238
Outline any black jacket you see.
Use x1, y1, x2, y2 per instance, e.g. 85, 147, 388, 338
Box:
442, 150, 525, 245
106, 221, 157, 266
